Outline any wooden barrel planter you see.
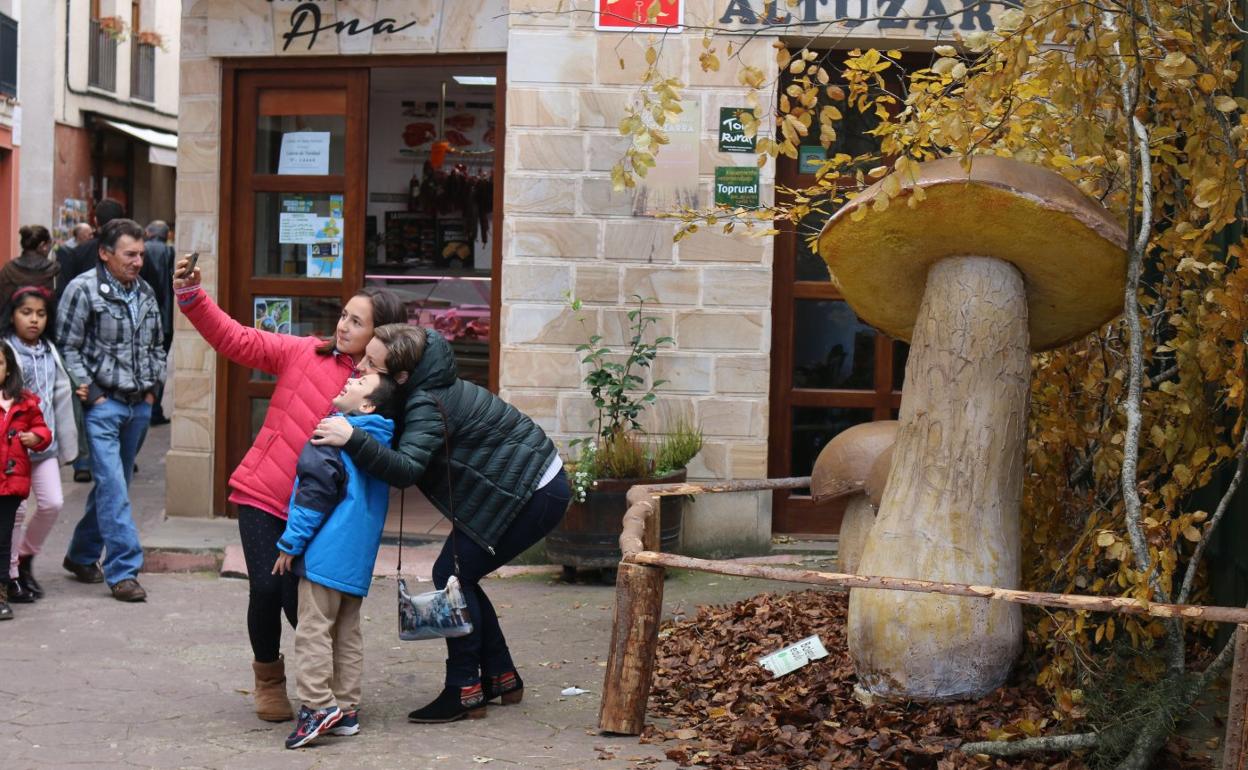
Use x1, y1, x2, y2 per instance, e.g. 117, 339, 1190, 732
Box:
548, 469, 686, 583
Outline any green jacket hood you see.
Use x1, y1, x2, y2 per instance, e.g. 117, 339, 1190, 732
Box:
407, 329, 457, 391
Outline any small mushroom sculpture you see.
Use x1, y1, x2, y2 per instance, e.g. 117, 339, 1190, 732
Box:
810, 421, 898, 576
818, 156, 1127, 700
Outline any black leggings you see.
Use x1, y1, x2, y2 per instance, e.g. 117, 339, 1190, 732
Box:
0, 495, 20, 583
238, 506, 298, 663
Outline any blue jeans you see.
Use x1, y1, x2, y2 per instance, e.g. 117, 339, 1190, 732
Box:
67, 398, 151, 585
433, 469, 571, 686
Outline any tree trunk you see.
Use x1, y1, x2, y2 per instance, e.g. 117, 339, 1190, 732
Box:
849, 256, 1030, 700
599, 562, 665, 734
837, 495, 875, 576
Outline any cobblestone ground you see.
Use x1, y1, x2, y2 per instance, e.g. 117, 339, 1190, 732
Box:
0, 424, 804, 769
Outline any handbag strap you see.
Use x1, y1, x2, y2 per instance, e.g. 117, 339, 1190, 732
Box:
431, 398, 462, 578
394, 396, 461, 578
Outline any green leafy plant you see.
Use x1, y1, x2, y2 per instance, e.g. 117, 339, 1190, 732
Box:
567, 295, 703, 502
572, 294, 671, 441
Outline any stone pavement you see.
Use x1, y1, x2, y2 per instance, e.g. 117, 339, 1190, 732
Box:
1, 422, 828, 769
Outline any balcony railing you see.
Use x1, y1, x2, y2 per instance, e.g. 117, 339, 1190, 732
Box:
131, 42, 155, 102
88, 19, 117, 92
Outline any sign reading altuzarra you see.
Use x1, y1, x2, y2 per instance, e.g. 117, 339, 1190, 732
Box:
716, 0, 1018, 32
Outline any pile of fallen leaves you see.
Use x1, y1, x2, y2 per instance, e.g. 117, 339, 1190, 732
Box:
642, 590, 1207, 769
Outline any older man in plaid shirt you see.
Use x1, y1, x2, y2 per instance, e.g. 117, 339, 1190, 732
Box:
57, 218, 166, 603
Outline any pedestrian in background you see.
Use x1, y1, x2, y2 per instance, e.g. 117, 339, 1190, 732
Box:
57, 199, 124, 302
4, 286, 82, 603
58, 218, 165, 603
59, 200, 125, 484
0, 342, 53, 620
140, 221, 175, 426
58, 223, 93, 262
0, 226, 60, 308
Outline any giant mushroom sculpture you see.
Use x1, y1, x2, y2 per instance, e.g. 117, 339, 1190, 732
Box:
817, 156, 1127, 700
810, 421, 898, 575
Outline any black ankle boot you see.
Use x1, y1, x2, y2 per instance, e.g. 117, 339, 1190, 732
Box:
483, 671, 524, 705
6, 579, 34, 604
17, 556, 42, 600
407, 684, 486, 723
0, 582, 11, 620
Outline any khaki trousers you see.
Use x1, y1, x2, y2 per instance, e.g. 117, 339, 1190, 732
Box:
294, 578, 364, 710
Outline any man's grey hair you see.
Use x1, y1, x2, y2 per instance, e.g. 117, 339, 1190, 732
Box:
72, 223, 93, 241
145, 220, 170, 242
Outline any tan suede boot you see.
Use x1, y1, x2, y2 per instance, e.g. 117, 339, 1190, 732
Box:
252, 657, 294, 722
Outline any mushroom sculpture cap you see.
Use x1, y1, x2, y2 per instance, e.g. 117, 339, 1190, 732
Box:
864, 442, 895, 509
811, 421, 899, 502
817, 156, 1129, 351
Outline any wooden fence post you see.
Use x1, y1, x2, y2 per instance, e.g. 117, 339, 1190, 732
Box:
599, 561, 665, 734
1224, 624, 1248, 770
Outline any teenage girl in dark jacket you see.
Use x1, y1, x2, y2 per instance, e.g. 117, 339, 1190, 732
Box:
313, 323, 570, 723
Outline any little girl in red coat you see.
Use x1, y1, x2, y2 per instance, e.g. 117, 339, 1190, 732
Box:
0, 340, 51, 621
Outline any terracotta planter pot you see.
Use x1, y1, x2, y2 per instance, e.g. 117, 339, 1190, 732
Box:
547, 469, 686, 581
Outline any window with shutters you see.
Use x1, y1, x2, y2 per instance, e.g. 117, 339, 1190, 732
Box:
0, 14, 17, 99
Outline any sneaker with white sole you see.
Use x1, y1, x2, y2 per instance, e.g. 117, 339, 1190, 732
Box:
329, 709, 360, 736
285, 705, 342, 749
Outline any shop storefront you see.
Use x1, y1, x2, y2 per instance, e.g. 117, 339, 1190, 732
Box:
172, 1, 1008, 554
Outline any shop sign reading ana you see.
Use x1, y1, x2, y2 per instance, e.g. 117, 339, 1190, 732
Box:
596, 0, 683, 31
715, 0, 1015, 34
271, 0, 419, 52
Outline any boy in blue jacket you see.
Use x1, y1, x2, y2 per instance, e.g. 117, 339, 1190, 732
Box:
271, 372, 398, 749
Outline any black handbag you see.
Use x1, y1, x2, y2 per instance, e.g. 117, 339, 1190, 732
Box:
397, 399, 473, 641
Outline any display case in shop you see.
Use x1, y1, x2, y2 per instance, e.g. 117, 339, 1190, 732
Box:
363, 271, 491, 388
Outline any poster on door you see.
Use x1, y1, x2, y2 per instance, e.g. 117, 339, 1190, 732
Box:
596, 0, 682, 30
254, 297, 293, 334
277, 195, 344, 279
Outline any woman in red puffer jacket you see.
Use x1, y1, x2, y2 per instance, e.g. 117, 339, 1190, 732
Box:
173, 257, 406, 723
0, 341, 52, 621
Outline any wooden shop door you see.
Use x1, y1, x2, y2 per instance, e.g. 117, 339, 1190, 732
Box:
767, 97, 908, 537
216, 68, 369, 515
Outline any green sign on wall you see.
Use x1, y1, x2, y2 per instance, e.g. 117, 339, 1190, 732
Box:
714, 166, 760, 208
718, 108, 755, 153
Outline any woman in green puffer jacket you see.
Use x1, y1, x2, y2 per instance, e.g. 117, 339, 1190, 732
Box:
312, 323, 570, 723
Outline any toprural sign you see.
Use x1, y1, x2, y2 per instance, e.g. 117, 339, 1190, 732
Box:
714, 0, 1017, 36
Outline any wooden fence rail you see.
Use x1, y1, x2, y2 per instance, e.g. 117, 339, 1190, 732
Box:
598, 476, 1248, 768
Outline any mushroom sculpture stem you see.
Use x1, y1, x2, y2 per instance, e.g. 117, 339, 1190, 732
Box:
849, 256, 1029, 699
818, 156, 1127, 701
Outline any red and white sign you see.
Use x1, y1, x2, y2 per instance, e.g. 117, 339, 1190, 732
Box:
596, 0, 683, 31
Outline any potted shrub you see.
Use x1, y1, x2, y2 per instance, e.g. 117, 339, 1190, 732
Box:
547, 296, 703, 583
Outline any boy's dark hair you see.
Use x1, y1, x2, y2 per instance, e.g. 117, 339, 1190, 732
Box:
0, 342, 25, 400
99, 218, 145, 252
364, 374, 400, 421
0, 288, 55, 342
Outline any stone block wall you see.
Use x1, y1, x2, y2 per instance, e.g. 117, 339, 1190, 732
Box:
503, 0, 775, 485
503, 1, 777, 552
167, 2, 222, 516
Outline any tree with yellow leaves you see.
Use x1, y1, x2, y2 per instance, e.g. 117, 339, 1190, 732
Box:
605, 0, 1247, 766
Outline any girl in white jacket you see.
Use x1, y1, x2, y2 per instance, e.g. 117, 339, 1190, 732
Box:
3, 286, 82, 601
